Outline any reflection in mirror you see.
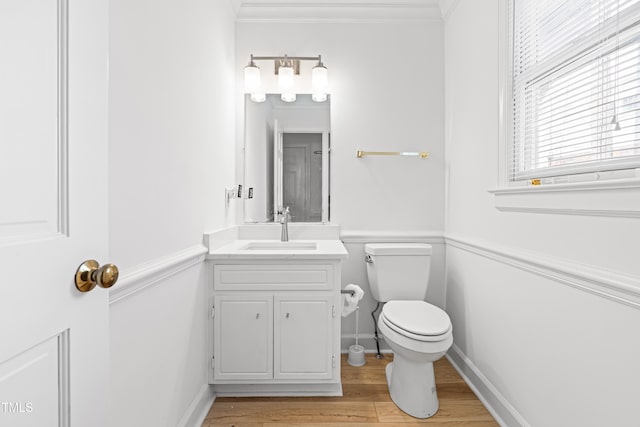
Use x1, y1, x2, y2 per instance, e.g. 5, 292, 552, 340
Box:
244, 94, 330, 223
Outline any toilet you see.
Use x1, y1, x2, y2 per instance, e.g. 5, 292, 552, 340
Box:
365, 243, 453, 419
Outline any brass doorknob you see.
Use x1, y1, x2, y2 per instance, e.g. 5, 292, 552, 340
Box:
75, 260, 119, 293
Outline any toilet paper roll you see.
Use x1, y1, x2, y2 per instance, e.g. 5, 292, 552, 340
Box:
342, 284, 364, 317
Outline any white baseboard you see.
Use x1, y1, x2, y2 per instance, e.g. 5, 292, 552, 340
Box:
213, 383, 342, 397
177, 384, 215, 427
340, 333, 391, 353
446, 345, 530, 427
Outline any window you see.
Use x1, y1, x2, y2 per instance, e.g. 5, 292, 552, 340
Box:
509, 0, 640, 184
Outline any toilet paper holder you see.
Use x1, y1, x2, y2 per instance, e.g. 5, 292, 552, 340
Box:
341, 289, 355, 296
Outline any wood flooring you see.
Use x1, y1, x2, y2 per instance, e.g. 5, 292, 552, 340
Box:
202, 354, 499, 426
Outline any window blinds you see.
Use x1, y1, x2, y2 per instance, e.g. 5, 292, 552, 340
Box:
510, 0, 640, 182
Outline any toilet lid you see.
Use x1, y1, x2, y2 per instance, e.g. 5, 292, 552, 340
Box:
382, 301, 451, 336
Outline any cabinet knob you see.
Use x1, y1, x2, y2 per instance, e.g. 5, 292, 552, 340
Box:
256, 313, 260, 319
285, 313, 290, 319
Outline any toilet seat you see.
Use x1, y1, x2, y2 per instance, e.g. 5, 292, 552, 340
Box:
381, 301, 451, 342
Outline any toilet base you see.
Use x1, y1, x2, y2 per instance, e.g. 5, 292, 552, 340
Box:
385, 359, 439, 419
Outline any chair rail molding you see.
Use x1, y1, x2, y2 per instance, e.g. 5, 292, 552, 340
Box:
445, 234, 640, 310
340, 230, 445, 244
109, 245, 207, 304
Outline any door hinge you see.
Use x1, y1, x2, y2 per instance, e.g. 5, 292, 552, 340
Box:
211, 356, 215, 370
332, 304, 336, 318
332, 355, 336, 368
211, 305, 215, 318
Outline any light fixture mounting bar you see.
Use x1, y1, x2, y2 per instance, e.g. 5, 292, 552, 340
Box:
250, 55, 322, 75
250, 55, 321, 62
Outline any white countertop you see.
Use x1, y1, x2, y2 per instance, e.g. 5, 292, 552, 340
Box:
206, 239, 349, 261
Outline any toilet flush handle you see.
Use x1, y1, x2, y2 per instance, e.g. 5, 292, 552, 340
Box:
365, 255, 373, 263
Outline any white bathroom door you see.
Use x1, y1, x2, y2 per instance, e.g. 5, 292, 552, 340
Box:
0, 1, 110, 426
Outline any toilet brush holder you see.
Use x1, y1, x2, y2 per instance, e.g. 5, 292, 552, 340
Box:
348, 344, 366, 367
347, 305, 366, 367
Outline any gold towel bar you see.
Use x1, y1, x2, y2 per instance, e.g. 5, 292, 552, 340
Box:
356, 150, 429, 159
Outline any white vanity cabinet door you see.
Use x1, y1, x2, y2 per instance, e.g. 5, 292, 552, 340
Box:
274, 295, 334, 380
213, 294, 273, 381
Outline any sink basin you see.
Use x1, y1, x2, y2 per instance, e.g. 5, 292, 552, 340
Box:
241, 241, 317, 251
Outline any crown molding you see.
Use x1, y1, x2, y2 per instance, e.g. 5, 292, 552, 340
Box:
229, 0, 241, 15
235, 0, 443, 22
438, 0, 461, 20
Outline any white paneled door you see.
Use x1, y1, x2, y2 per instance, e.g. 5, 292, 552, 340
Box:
0, 0, 109, 426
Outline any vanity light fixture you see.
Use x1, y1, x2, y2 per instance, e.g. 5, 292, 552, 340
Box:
311, 56, 328, 102
245, 55, 266, 103
244, 54, 329, 103
278, 56, 295, 90
244, 55, 261, 93
278, 57, 296, 103
250, 92, 266, 103
281, 91, 296, 103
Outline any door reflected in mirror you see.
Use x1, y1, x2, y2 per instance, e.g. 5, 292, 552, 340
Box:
244, 94, 330, 223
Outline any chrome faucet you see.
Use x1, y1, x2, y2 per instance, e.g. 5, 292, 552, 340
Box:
280, 206, 290, 242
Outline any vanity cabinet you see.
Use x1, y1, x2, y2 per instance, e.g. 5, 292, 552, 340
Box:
213, 294, 273, 381
213, 293, 334, 382
208, 259, 344, 396
274, 295, 333, 380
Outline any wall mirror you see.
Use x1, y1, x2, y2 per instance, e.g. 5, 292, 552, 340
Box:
244, 94, 330, 223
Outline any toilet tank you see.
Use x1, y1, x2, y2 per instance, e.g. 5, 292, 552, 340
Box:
365, 243, 432, 302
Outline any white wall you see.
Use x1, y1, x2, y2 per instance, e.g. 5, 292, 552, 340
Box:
109, 264, 209, 427
108, 0, 236, 425
109, 0, 237, 271
444, 1, 640, 426
236, 21, 445, 232
236, 20, 446, 348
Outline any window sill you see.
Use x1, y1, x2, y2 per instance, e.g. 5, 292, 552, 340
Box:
489, 178, 640, 218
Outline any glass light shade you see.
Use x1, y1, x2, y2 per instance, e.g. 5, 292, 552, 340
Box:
244, 64, 261, 92
278, 66, 294, 90
250, 92, 266, 103
312, 91, 327, 103
312, 65, 328, 91
281, 91, 296, 103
